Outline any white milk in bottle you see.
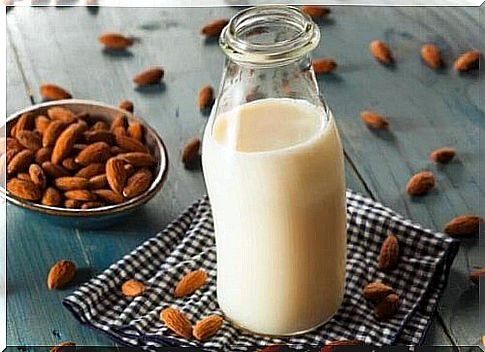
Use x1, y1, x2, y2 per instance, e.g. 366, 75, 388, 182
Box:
202, 6, 347, 336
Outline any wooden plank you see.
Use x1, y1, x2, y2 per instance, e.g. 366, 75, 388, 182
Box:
5, 6, 463, 346
311, 5, 481, 346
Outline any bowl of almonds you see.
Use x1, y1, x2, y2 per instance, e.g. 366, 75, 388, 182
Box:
1, 99, 168, 229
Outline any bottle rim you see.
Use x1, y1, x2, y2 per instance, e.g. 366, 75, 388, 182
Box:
220, 5, 321, 67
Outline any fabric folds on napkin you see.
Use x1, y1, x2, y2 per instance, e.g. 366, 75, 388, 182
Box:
64, 190, 459, 350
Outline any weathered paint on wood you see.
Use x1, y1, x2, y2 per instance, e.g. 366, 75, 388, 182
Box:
5, 5, 479, 347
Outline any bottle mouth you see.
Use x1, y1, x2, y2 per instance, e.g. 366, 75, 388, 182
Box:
220, 5, 320, 67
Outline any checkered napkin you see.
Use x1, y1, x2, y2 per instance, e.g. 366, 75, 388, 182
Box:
63, 190, 459, 350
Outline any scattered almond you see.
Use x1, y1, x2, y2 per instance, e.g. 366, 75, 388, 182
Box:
369, 40, 393, 65
40, 84, 72, 101
454, 50, 480, 72
89, 174, 108, 190
64, 199, 82, 209
49, 341, 76, 352
430, 147, 456, 164
406, 171, 435, 196
35, 147, 52, 165
119, 100, 134, 112
92, 189, 125, 204
75, 163, 105, 179
7, 178, 42, 201
313, 58, 337, 74
121, 279, 145, 297
93, 121, 110, 131
117, 152, 154, 167
201, 18, 229, 37
64, 189, 97, 202
374, 293, 399, 319
12, 112, 35, 137
7, 149, 34, 175
174, 269, 208, 298
198, 85, 214, 110
15, 130, 42, 151
42, 161, 70, 178
301, 5, 331, 19
17, 173, 31, 181
62, 157, 80, 171
43, 120, 67, 148
106, 157, 128, 194
379, 233, 399, 272
133, 66, 164, 86
47, 260, 76, 290
160, 307, 193, 339
98, 32, 133, 50
444, 215, 482, 237
51, 123, 83, 164
35, 115, 51, 134
193, 315, 223, 341
81, 201, 105, 209
362, 282, 394, 302
75, 141, 112, 166
116, 134, 149, 153
47, 107, 77, 124
84, 130, 116, 145
360, 110, 389, 129
182, 137, 201, 168
421, 44, 442, 69
111, 113, 129, 131
127, 122, 144, 141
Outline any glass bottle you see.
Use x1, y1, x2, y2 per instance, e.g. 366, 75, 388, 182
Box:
202, 5, 347, 336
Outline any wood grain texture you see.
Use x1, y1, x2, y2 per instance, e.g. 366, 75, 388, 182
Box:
6, 5, 479, 347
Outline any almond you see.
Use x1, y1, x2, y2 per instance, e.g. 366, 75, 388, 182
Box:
29, 164, 47, 189
42, 187, 63, 206
174, 269, 208, 298
4, 137, 24, 153
374, 293, 399, 320
313, 58, 337, 74
444, 215, 482, 237
193, 315, 223, 341
198, 85, 214, 110
112, 126, 127, 138
127, 122, 144, 141
116, 134, 149, 153
301, 5, 331, 19
92, 188, 125, 204
89, 174, 108, 189
75, 163, 105, 179
181, 137, 201, 168
378, 233, 399, 272
421, 44, 442, 69
84, 130, 115, 145
117, 152, 154, 167
406, 171, 435, 196
42, 161, 70, 178
7, 178, 42, 201
40, 84, 72, 101
360, 110, 389, 129
98, 32, 133, 50
133, 67, 164, 86
201, 18, 229, 37
43, 120, 67, 147
55, 177, 90, 191
65, 199, 82, 209
119, 100, 134, 112
92, 121, 110, 131
51, 123, 83, 164
35, 147, 52, 165
160, 307, 193, 339
72, 144, 88, 154
470, 269, 485, 285
369, 40, 393, 65
322, 340, 364, 352
64, 189, 97, 201
121, 279, 145, 297
81, 201, 104, 209
430, 147, 456, 164
62, 157, 80, 171
7, 149, 34, 175
47, 260, 76, 290
111, 113, 129, 131
106, 157, 128, 194
35, 115, 51, 134
15, 130, 42, 151
17, 173, 31, 181
123, 168, 152, 198
362, 282, 394, 302
75, 142, 111, 166
14, 112, 35, 134
454, 50, 480, 72
49, 341, 76, 352
47, 107, 77, 124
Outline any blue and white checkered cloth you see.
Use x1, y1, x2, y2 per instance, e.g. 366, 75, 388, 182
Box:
64, 190, 459, 350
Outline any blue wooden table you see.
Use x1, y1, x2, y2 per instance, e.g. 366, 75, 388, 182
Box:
5, 4, 483, 348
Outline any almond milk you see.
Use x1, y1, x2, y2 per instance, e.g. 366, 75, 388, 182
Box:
202, 98, 347, 335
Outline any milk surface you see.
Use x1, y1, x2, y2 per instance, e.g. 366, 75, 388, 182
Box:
202, 98, 347, 335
